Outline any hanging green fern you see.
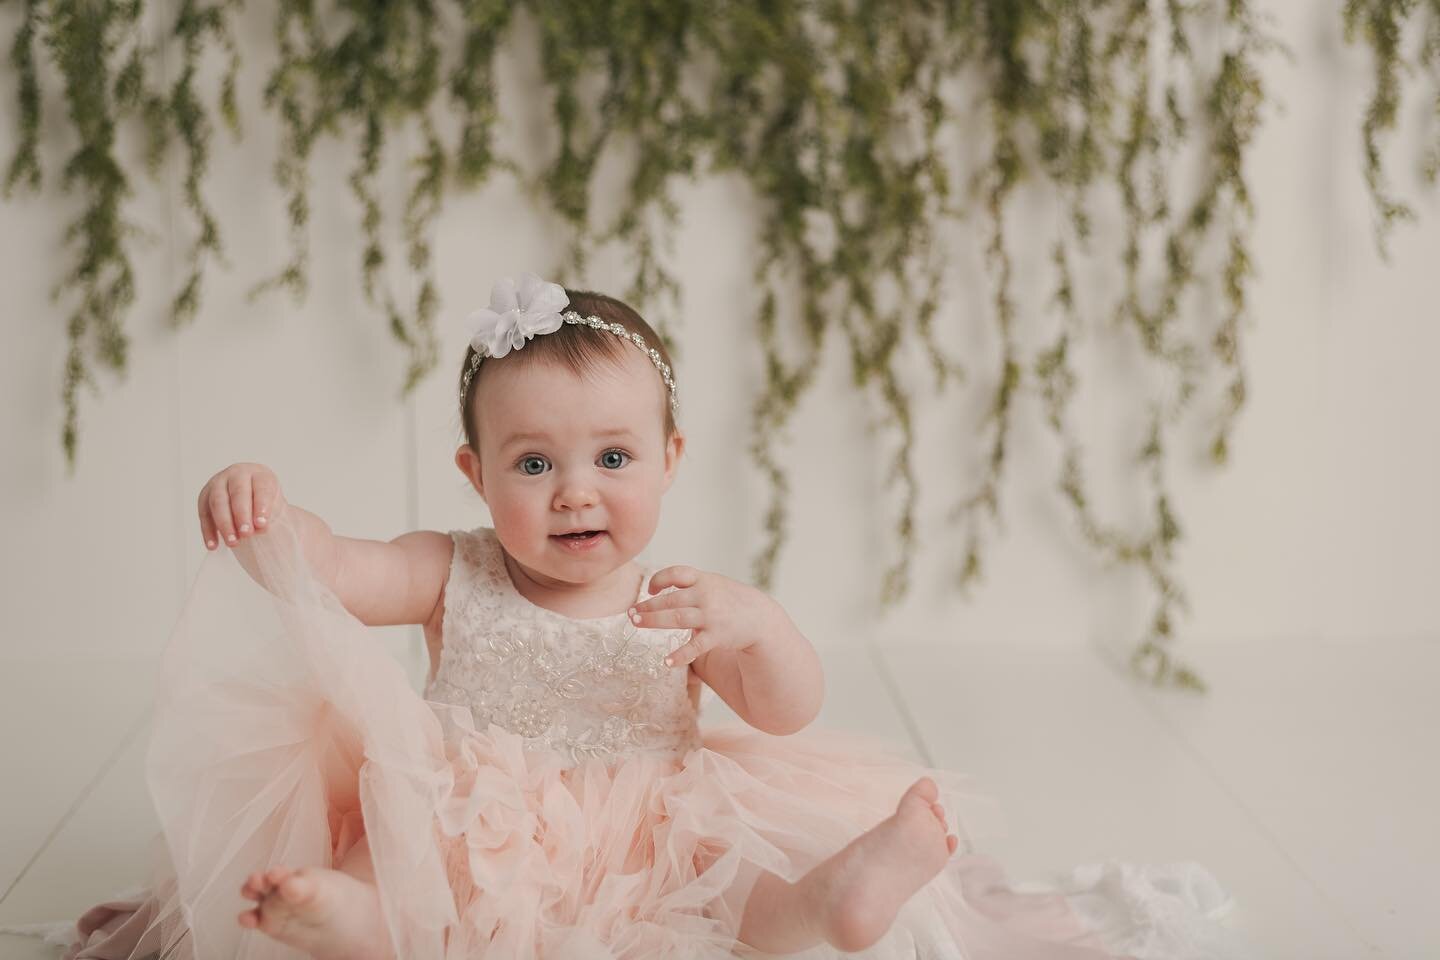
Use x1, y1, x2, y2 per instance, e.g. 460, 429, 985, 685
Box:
1343, 0, 1440, 256
33, 0, 150, 465
166, 0, 243, 326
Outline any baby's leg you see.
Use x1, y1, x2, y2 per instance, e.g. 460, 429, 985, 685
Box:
238, 835, 394, 960
737, 777, 958, 954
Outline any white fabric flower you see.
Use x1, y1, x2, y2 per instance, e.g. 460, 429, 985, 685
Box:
467, 273, 569, 358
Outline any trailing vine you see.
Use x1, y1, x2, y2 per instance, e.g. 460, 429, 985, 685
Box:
8, 0, 145, 463
1342, 0, 1440, 256
1, 1, 1429, 686
248, 0, 456, 391
167, 0, 242, 326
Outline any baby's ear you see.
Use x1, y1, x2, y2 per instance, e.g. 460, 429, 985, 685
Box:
662, 430, 685, 490
454, 444, 486, 500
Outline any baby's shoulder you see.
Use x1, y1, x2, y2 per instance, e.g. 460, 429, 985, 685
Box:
394, 528, 457, 566
373, 528, 456, 615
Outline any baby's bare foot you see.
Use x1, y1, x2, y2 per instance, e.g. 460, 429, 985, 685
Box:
238, 865, 393, 960
812, 777, 958, 953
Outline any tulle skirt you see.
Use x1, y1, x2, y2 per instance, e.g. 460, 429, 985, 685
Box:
42, 521, 1248, 959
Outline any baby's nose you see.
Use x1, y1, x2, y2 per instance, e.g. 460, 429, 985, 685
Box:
553, 483, 599, 510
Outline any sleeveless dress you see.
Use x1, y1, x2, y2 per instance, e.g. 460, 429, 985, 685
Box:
30, 519, 1250, 960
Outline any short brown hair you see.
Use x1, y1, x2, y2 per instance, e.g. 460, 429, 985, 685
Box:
458, 288, 678, 451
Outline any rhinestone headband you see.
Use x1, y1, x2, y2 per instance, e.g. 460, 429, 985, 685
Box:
460, 309, 679, 415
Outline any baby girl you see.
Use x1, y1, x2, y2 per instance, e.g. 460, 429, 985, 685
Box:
201, 276, 961, 958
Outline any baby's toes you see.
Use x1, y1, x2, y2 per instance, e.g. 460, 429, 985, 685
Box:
241, 870, 269, 900
277, 870, 318, 907
898, 777, 939, 813
930, 801, 946, 824
263, 866, 293, 891
946, 835, 959, 854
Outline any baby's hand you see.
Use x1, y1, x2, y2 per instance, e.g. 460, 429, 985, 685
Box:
197, 462, 287, 550
628, 566, 790, 668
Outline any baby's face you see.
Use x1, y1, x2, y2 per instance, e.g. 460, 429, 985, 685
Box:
466, 348, 681, 587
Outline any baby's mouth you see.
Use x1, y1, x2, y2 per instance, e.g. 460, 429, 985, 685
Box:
554, 530, 605, 541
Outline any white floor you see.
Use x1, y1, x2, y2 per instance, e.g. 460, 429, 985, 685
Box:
1, 637, 1435, 958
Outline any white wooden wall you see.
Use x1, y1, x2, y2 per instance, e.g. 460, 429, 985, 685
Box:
2, 0, 1438, 673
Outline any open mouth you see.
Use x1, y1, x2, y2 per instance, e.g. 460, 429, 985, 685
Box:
554, 530, 604, 541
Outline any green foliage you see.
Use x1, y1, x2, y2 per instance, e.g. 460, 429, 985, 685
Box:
0, 1, 1426, 686
167, 0, 243, 326
3, 0, 42, 195
247, 0, 462, 392
35, 0, 150, 465
1343, 0, 1440, 256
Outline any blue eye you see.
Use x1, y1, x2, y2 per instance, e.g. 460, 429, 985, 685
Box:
518, 455, 549, 476
599, 449, 630, 469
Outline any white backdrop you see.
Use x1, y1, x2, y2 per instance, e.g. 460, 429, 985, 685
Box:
2, 1, 1438, 676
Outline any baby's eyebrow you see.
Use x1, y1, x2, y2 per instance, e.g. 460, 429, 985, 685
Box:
593, 428, 640, 440
502, 431, 550, 447
501, 428, 639, 449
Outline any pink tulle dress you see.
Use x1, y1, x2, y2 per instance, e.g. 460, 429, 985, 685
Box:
37, 520, 1250, 959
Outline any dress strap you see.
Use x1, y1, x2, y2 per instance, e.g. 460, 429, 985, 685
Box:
469, 528, 524, 610
440, 529, 496, 640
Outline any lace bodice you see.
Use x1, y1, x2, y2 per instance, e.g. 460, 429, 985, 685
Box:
425, 528, 702, 768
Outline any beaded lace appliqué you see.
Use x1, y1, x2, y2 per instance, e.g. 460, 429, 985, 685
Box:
426, 529, 700, 767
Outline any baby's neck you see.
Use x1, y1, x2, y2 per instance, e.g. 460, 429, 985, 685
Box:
502, 552, 645, 620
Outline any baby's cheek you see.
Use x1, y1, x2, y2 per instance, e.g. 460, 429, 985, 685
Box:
613, 491, 661, 544
489, 495, 546, 548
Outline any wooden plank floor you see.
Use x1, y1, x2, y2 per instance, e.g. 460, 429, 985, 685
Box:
2, 638, 1433, 958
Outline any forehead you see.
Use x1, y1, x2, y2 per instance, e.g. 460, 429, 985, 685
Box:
475, 350, 666, 445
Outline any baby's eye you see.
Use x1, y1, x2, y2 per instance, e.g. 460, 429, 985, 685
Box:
518, 455, 549, 476
599, 449, 630, 470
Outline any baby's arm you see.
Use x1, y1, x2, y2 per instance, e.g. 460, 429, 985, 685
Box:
631, 567, 825, 736
197, 462, 451, 627
692, 638, 825, 736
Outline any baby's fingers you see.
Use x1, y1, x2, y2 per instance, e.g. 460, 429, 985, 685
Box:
198, 487, 219, 550
206, 484, 238, 546
251, 472, 279, 533
665, 630, 713, 668
227, 473, 255, 540
629, 588, 695, 616
631, 605, 704, 632
647, 565, 702, 595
